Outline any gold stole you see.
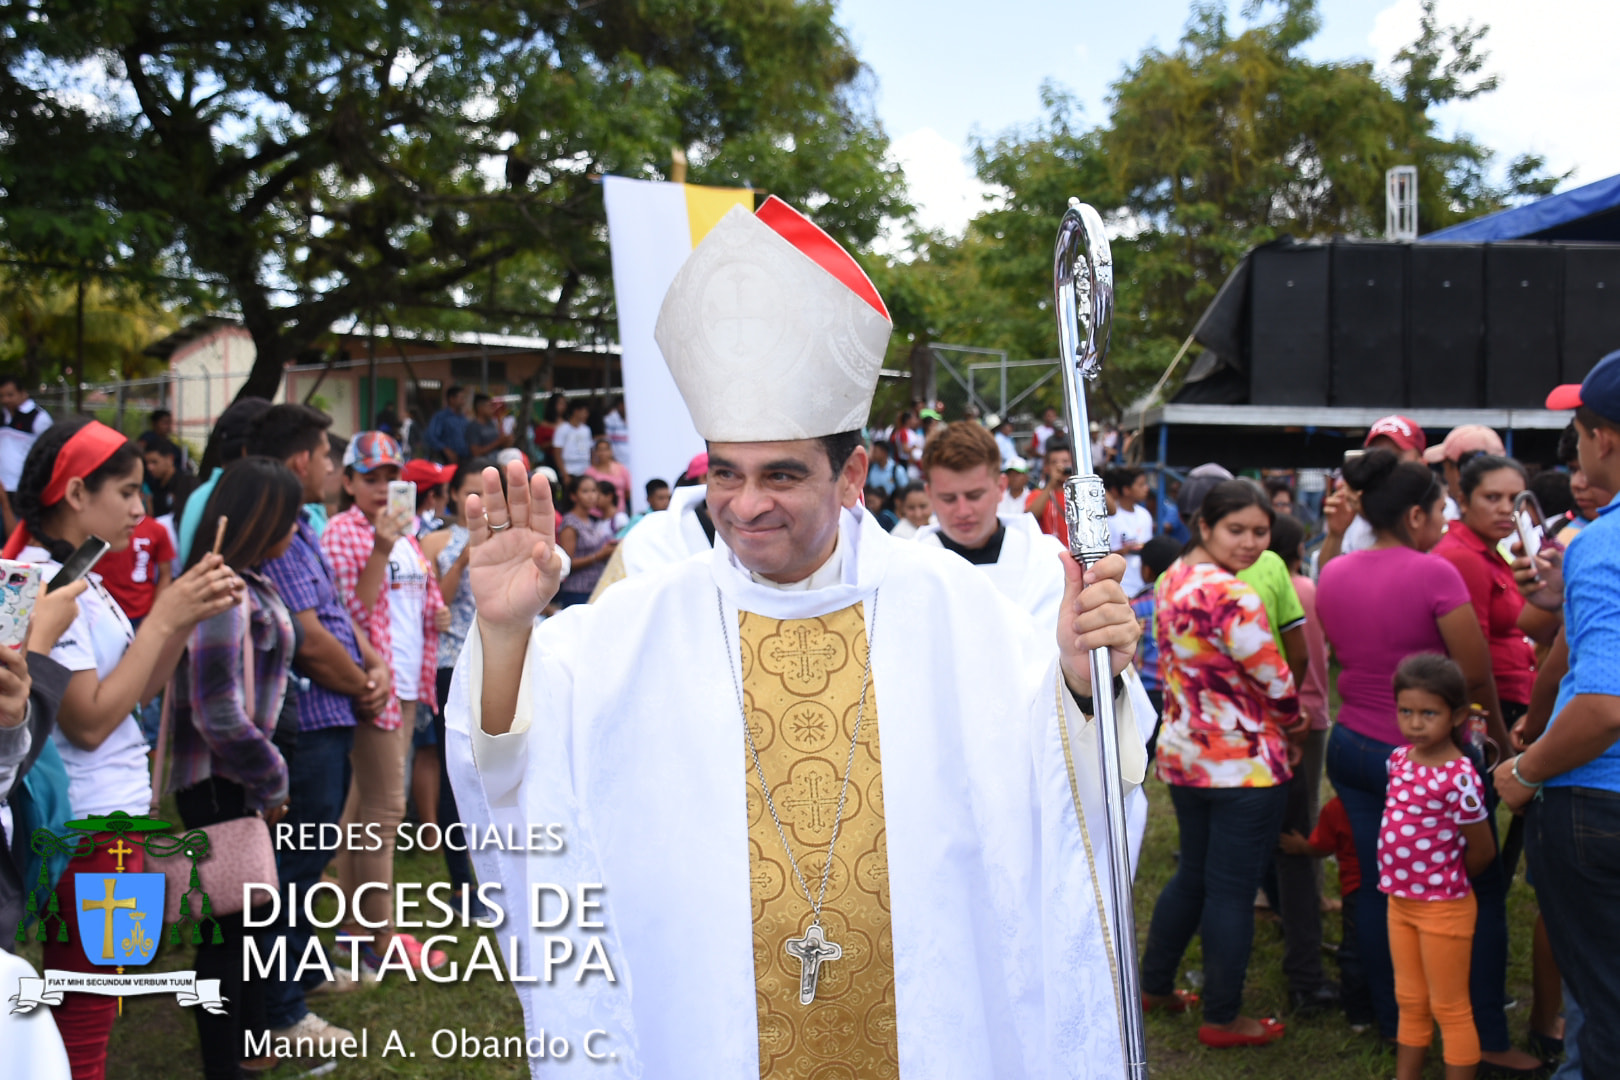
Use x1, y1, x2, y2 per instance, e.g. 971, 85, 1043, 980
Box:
739, 604, 900, 1078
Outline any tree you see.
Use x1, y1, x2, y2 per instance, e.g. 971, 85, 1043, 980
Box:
880, 0, 1566, 419
0, 0, 907, 402
0, 268, 173, 389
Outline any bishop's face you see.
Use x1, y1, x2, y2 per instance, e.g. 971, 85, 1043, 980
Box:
707, 439, 867, 585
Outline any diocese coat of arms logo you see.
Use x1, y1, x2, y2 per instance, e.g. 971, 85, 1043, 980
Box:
73, 872, 165, 967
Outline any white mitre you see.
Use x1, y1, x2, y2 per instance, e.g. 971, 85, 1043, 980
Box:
654, 195, 892, 441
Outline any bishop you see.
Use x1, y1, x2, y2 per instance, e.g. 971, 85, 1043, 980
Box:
447, 195, 1149, 1078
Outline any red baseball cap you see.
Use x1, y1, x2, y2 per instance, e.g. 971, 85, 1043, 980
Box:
402, 459, 456, 486
1363, 415, 1426, 454
1547, 349, 1620, 420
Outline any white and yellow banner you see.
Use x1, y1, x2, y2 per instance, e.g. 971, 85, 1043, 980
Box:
603, 176, 753, 510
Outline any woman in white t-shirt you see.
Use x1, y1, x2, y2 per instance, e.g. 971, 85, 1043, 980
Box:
3, 418, 239, 1077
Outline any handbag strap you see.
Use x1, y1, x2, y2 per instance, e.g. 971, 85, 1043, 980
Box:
148, 589, 254, 816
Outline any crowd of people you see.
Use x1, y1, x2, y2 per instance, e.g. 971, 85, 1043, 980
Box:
2, 347, 1619, 1079
843, 390, 1615, 1079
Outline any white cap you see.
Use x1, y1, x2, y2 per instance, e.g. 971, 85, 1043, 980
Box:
655, 196, 892, 442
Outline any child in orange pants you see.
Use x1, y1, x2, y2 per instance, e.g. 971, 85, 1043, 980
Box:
1380, 656, 1497, 1080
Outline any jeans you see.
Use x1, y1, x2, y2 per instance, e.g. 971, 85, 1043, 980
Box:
1277, 727, 1329, 995
1464, 767, 1513, 1053
1552, 983, 1582, 1080
435, 668, 476, 900
1141, 783, 1289, 1024
1326, 722, 1401, 1038
263, 724, 354, 1029
1339, 889, 1374, 1024
1528, 787, 1620, 1078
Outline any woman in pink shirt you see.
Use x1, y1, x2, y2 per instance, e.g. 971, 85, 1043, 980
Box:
1316, 449, 1534, 1072
583, 436, 631, 508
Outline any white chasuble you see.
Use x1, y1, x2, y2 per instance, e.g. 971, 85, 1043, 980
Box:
446, 507, 1149, 1079
918, 512, 1156, 872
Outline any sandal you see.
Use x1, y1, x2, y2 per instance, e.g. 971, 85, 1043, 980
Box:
1142, 989, 1200, 1014
1198, 1017, 1285, 1049
1527, 1030, 1564, 1062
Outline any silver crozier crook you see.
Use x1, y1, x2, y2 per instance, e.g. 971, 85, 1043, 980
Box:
1053, 197, 1148, 1078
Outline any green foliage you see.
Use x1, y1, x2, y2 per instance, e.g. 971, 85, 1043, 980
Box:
878, 0, 1567, 421
0, 270, 174, 386
0, 0, 906, 401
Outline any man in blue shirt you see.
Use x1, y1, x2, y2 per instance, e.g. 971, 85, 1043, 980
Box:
176, 396, 271, 561
250, 403, 393, 1046
1498, 348, 1620, 1077
865, 437, 904, 498
424, 384, 470, 464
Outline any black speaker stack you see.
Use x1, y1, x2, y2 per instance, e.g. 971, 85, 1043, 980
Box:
1243, 239, 1620, 409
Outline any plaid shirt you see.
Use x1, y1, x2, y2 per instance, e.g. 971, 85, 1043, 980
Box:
322, 507, 444, 727
261, 512, 360, 732
167, 572, 295, 809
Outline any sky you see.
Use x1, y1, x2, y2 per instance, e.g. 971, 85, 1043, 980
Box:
836, 0, 1619, 237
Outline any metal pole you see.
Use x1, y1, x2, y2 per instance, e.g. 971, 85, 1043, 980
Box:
1052, 198, 1147, 1079
1157, 422, 1169, 534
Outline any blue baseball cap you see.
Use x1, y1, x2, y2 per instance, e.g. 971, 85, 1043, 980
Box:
1548, 349, 1620, 422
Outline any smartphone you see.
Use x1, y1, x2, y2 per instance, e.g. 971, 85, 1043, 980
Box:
1513, 490, 1545, 559
388, 480, 416, 523
46, 535, 111, 594
0, 560, 43, 650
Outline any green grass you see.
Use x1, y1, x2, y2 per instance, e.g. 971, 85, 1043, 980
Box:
19, 784, 1542, 1078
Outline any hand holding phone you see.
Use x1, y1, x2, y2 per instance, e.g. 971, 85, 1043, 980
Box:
0, 560, 42, 650
46, 536, 111, 594
1513, 491, 1545, 561
28, 578, 86, 654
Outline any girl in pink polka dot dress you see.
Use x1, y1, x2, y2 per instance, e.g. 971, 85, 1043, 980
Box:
1380, 654, 1498, 1080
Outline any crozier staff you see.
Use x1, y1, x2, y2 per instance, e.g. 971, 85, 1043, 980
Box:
446, 197, 1149, 1078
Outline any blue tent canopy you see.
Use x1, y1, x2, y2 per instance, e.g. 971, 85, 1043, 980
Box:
1422, 173, 1620, 243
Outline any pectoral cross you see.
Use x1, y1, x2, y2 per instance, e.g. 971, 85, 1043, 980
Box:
784, 923, 842, 1005
83, 878, 136, 960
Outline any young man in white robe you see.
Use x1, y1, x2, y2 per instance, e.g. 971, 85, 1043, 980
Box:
446, 196, 1148, 1079
916, 421, 1153, 870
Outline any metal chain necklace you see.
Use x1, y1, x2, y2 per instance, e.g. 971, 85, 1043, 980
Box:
718, 587, 879, 1005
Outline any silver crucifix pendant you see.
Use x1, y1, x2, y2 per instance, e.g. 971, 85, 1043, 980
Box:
784, 922, 842, 1004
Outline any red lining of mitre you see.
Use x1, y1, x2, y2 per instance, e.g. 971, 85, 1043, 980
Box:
755, 195, 890, 322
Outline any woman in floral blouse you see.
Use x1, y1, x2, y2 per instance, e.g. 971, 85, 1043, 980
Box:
1140, 479, 1303, 1049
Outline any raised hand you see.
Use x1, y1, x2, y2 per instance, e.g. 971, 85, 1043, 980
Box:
1056, 551, 1139, 699
467, 460, 564, 636
1509, 541, 1564, 611
28, 578, 86, 654
1322, 484, 1358, 538
151, 553, 243, 635
373, 503, 407, 552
